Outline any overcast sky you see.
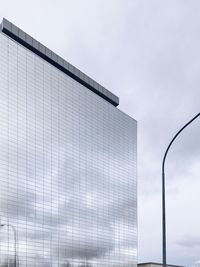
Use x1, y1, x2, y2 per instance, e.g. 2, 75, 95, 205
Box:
0, 0, 200, 266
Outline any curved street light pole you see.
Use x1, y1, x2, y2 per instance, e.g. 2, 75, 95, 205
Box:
0, 224, 17, 267
162, 112, 200, 267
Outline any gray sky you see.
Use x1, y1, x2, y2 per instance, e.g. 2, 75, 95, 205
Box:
0, 0, 200, 266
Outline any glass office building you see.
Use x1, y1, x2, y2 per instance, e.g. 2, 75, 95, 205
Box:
0, 18, 137, 267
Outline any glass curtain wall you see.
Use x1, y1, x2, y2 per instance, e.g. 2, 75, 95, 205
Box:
0, 32, 137, 267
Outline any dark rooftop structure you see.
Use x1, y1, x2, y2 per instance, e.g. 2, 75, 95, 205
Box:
138, 263, 185, 267
0, 18, 119, 107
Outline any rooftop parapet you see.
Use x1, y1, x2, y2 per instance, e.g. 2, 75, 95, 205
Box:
0, 18, 119, 107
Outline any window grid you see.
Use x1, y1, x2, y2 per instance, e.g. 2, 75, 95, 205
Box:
0, 32, 137, 267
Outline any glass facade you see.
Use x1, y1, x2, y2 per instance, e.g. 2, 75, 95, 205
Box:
0, 31, 137, 267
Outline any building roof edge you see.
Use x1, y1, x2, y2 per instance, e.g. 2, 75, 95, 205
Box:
138, 262, 185, 267
1, 18, 119, 107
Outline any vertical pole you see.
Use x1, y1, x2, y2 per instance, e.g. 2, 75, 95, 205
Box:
0, 224, 17, 267
11, 226, 17, 267
162, 159, 166, 267
161, 112, 200, 267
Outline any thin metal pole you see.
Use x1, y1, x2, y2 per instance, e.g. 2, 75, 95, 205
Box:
162, 112, 200, 267
0, 224, 17, 267
10, 225, 17, 267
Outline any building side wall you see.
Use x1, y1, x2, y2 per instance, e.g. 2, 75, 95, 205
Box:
0, 32, 137, 267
